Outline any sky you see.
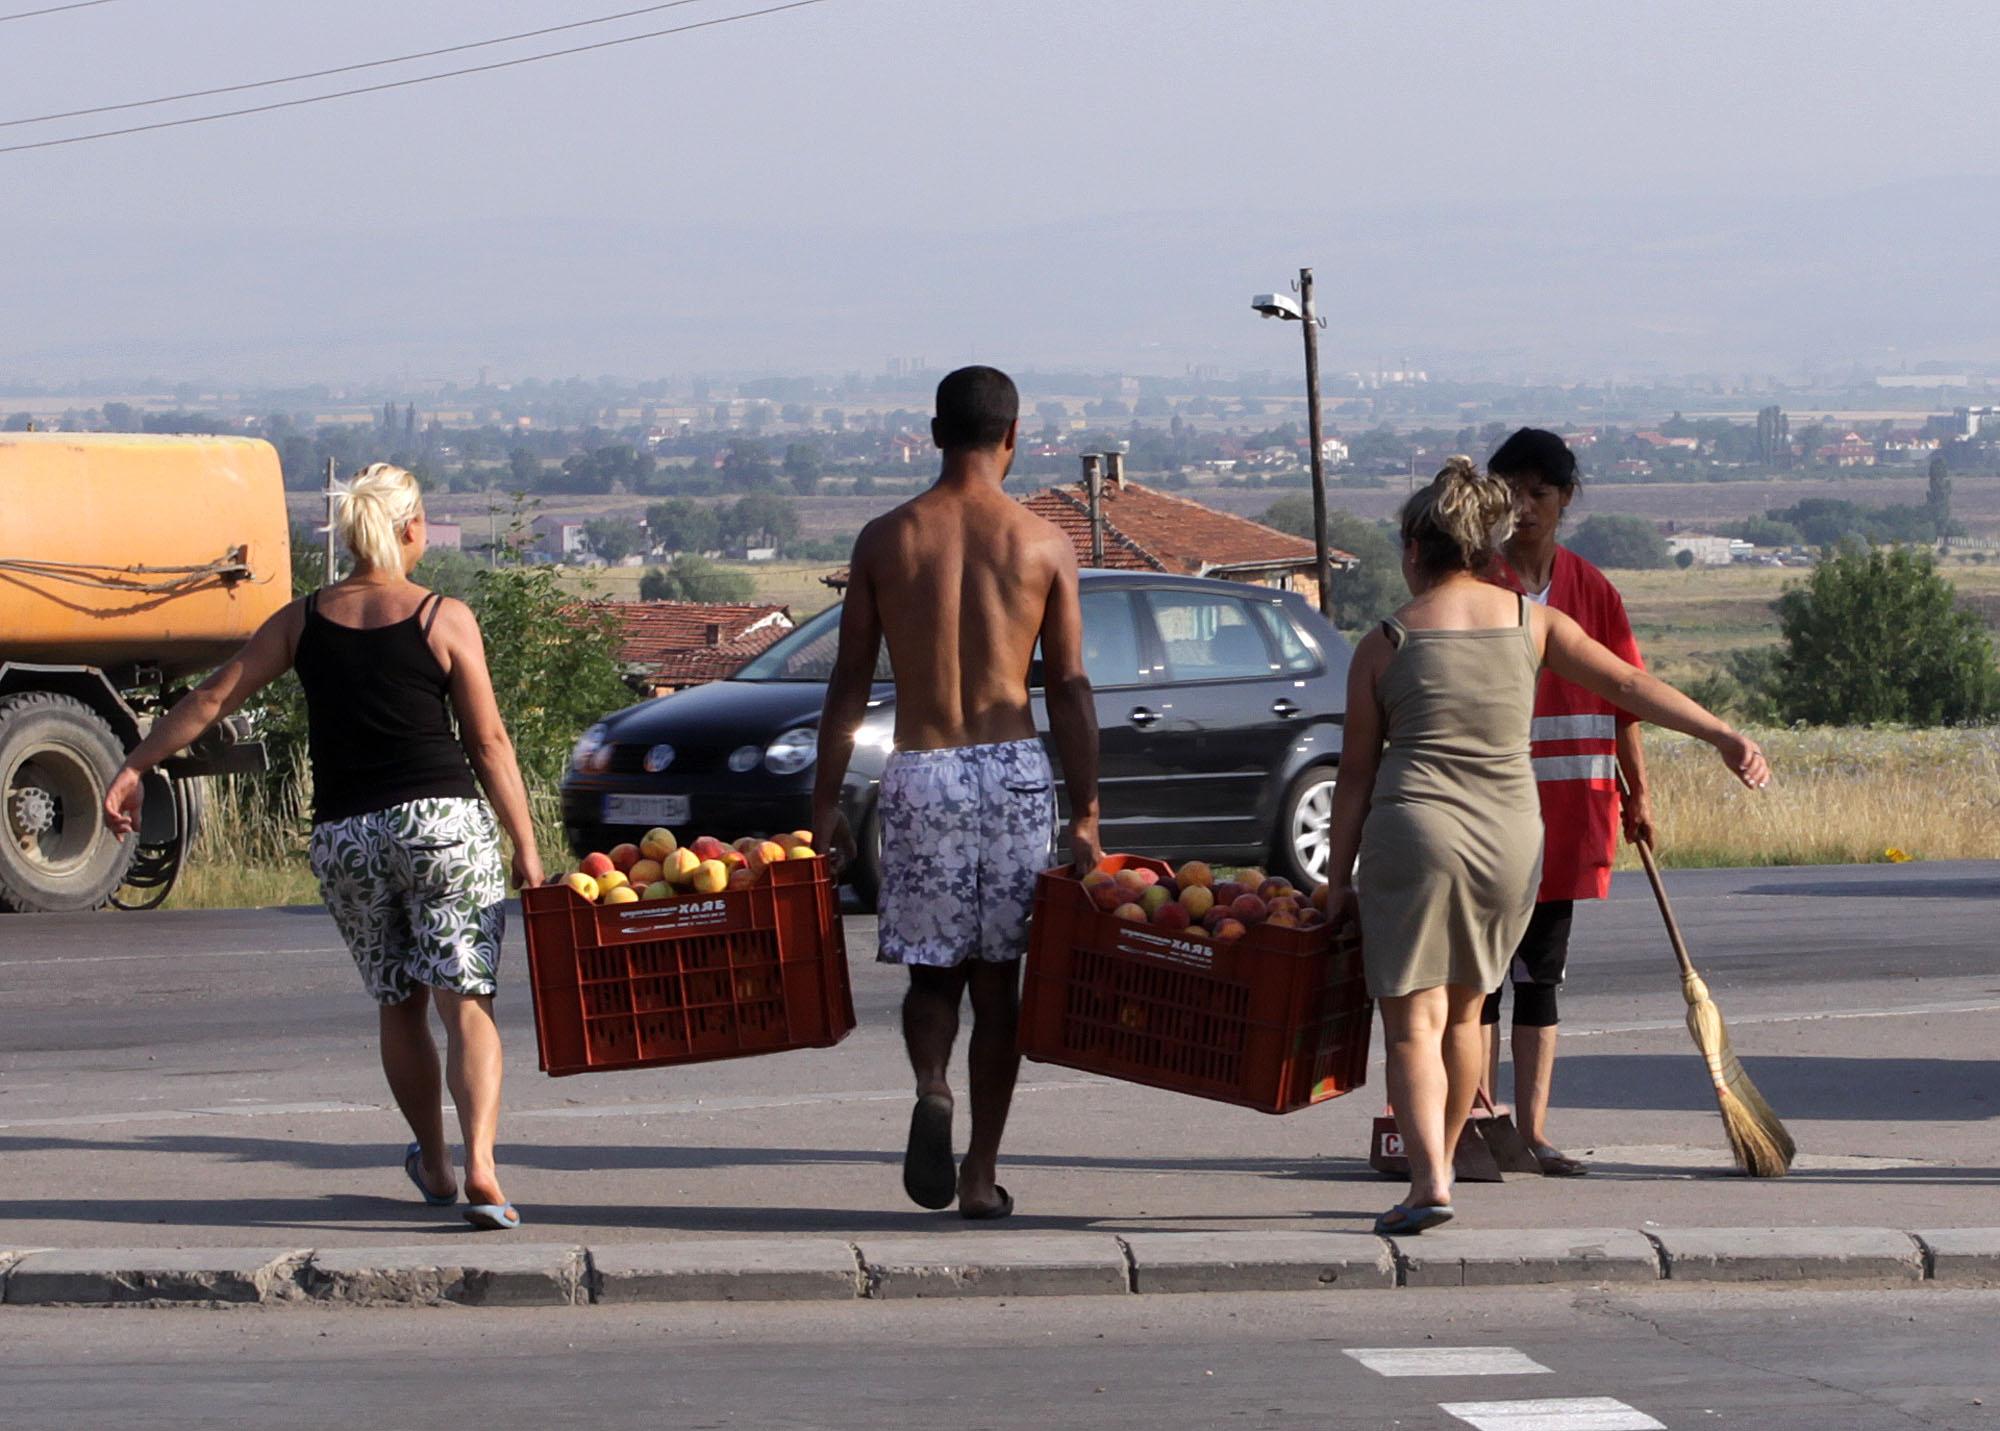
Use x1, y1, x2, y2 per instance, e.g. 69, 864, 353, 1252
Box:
2, 0, 1997, 385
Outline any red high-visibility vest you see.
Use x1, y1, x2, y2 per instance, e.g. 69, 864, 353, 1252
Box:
1492, 548, 1642, 902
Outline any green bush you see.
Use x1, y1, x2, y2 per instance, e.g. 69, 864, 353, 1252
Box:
639, 555, 757, 603
1261, 497, 1404, 629
1771, 547, 2000, 725
1565, 514, 1671, 569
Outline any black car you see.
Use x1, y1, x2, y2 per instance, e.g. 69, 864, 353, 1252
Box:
562, 571, 1352, 904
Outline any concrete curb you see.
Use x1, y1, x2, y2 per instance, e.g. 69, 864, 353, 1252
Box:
1, 1227, 1992, 1308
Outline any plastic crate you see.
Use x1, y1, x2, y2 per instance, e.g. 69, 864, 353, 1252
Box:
1019, 854, 1371, 1114
520, 857, 854, 1077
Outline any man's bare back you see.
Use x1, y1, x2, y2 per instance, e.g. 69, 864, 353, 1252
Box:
853, 480, 1067, 751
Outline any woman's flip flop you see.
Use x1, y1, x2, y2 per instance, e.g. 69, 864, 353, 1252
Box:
463, 1203, 522, 1231
902, 1094, 957, 1210
404, 1142, 456, 1207
960, 1185, 1014, 1222
1372, 1202, 1455, 1236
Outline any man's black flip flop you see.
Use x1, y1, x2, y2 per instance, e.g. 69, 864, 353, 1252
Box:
902, 1094, 957, 1210
960, 1185, 1014, 1222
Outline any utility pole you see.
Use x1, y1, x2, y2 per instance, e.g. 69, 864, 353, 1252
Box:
1298, 268, 1334, 621
1081, 453, 1105, 567
322, 457, 337, 586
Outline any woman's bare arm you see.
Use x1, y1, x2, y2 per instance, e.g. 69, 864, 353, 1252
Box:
104, 601, 303, 836
435, 598, 543, 889
1536, 606, 1769, 790
1324, 628, 1391, 926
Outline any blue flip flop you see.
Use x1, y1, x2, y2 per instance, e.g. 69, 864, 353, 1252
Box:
1373, 1202, 1455, 1236
404, 1142, 456, 1207
463, 1202, 522, 1231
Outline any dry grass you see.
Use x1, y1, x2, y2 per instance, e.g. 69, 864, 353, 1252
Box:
1624, 725, 2000, 869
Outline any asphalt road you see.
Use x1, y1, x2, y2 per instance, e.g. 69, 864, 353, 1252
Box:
5, 1288, 1997, 1430
1, 861, 1996, 1246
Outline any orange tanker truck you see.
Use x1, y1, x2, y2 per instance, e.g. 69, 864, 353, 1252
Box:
0, 433, 291, 912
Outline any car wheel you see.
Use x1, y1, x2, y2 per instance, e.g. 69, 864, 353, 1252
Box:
848, 804, 883, 914
1273, 763, 1338, 890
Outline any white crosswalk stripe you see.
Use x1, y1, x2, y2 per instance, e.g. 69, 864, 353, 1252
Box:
1342, 1346, 1551, 1378
1438, 1396, 1666, 1431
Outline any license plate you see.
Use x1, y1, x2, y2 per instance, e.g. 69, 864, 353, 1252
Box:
603, 793, 690, 826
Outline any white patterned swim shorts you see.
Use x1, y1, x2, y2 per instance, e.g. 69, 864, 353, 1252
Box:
307, 797, 508, 1004
876, 737, 1055, 967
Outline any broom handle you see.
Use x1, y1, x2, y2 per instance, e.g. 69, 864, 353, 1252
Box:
1617, 771, 1701, 982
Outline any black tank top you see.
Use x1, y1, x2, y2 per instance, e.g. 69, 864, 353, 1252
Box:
294, 588, 481, 824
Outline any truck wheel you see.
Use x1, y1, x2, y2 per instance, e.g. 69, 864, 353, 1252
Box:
0, 692, 137, 914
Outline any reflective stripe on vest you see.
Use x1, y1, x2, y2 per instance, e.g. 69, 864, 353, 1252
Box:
1533, 753, 1618, 782
1531, 713, 1618, 743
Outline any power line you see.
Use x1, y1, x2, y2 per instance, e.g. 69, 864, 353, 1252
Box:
2, 0, 712, 130
0, 0, 828, 157
0, 0, 121, 21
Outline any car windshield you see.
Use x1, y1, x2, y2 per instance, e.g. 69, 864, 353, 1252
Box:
732, 603, 893, 683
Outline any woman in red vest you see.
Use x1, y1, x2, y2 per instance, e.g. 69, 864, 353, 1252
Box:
1483, 428, 1648, 1177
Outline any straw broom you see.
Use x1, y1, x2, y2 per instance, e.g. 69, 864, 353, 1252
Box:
1628, 827, 1796, 1177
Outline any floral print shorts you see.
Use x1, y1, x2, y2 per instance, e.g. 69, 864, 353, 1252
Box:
876, 737, 1055, 967
307, 797, 508, 1004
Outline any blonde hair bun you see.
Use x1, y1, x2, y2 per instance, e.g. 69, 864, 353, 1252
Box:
328, 462, 421, 573
1400, 455, 1515, 573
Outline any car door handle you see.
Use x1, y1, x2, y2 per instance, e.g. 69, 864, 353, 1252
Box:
1128, 706, 1161, 728
1271, 699, 1301, 719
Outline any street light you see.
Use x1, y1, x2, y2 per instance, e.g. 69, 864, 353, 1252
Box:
1251, 268, 1334, 620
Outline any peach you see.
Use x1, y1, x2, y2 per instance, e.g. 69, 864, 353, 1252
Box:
1132, 867, 1160, 887
1180, 885, 1215, 920
604, 885, 640, 905
1230, 893, 1268, 924
1212, 917, 1247, 945
1152, 901, 1191, 931
664, 847, 701, 883
1203, 905, 1233, 932
1139, 884, 1172, 916
690, 836, 728, 862
595, 869, 629, 894
609, 843, 642, 873
1298, 908, 1326, 928
563, 871, 600, 902
727, 868, 757, 890
629, 858, 664, 888
1265, 908, 1301, 929
1175, 860, 1214, 890
690, 859, 729, 894
579, 852, 615, 879
1212, 881, 1245, 906
1080, 869, 1115, 893
721, 850, 749, 872
786, 845, 817, 860
751, 839, 787, 870
1236, 868, 1267, 892
1089, 880, 1124, 913
790, 829, 814, 846
641, 880, 673, 901
734, 836, 763, 855
1184, 925, 1213, 942
1112, 902, 1147, 923
639, 827, 679, 861
1112, 869, 1148, 897
773, 832, 802, 852
1310, 884, 1331, 911
1258, 878, 1294, 903
1268, 895, 1302, 917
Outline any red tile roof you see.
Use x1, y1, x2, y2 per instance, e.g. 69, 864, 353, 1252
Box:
821, 481, 1351, 590
588, 600, 794, 689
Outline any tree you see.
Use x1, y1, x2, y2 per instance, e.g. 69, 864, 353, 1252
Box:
721, 493, 799, 552
1262, 496, 1403, 630
644, 498, 721, 555
1928, 453, 1953, 540
640, 556, 756, 603
1727, 516, 1802, 549
3, 412, 32, 431
1675, 548, 1696, 570
720, 439, 776, 490
1565, 514, 1670, 569
584, 517, 645, 563
1771, 547, 1999, 725
508, 448, 543, 489
783, 441, 823, 495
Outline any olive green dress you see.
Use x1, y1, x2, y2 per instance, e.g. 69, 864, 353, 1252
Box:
1358, 594, 1543, 999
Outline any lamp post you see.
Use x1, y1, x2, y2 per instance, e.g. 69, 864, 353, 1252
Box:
1251, 269, 1334, 620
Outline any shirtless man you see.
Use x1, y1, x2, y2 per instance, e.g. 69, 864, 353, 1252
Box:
812, 366, 1101, 1220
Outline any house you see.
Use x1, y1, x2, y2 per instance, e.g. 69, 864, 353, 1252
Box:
1815, 433, 1877, 468
823, 476, 1356, 608
531, 516, 589, 562
590, 600, 795, 695
1664, 534, 1735, 567
427, 520, 462, 551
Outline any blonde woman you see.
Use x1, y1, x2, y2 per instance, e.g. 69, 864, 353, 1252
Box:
104, 463, 542, 1231
1324, 458, 1767, 1236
